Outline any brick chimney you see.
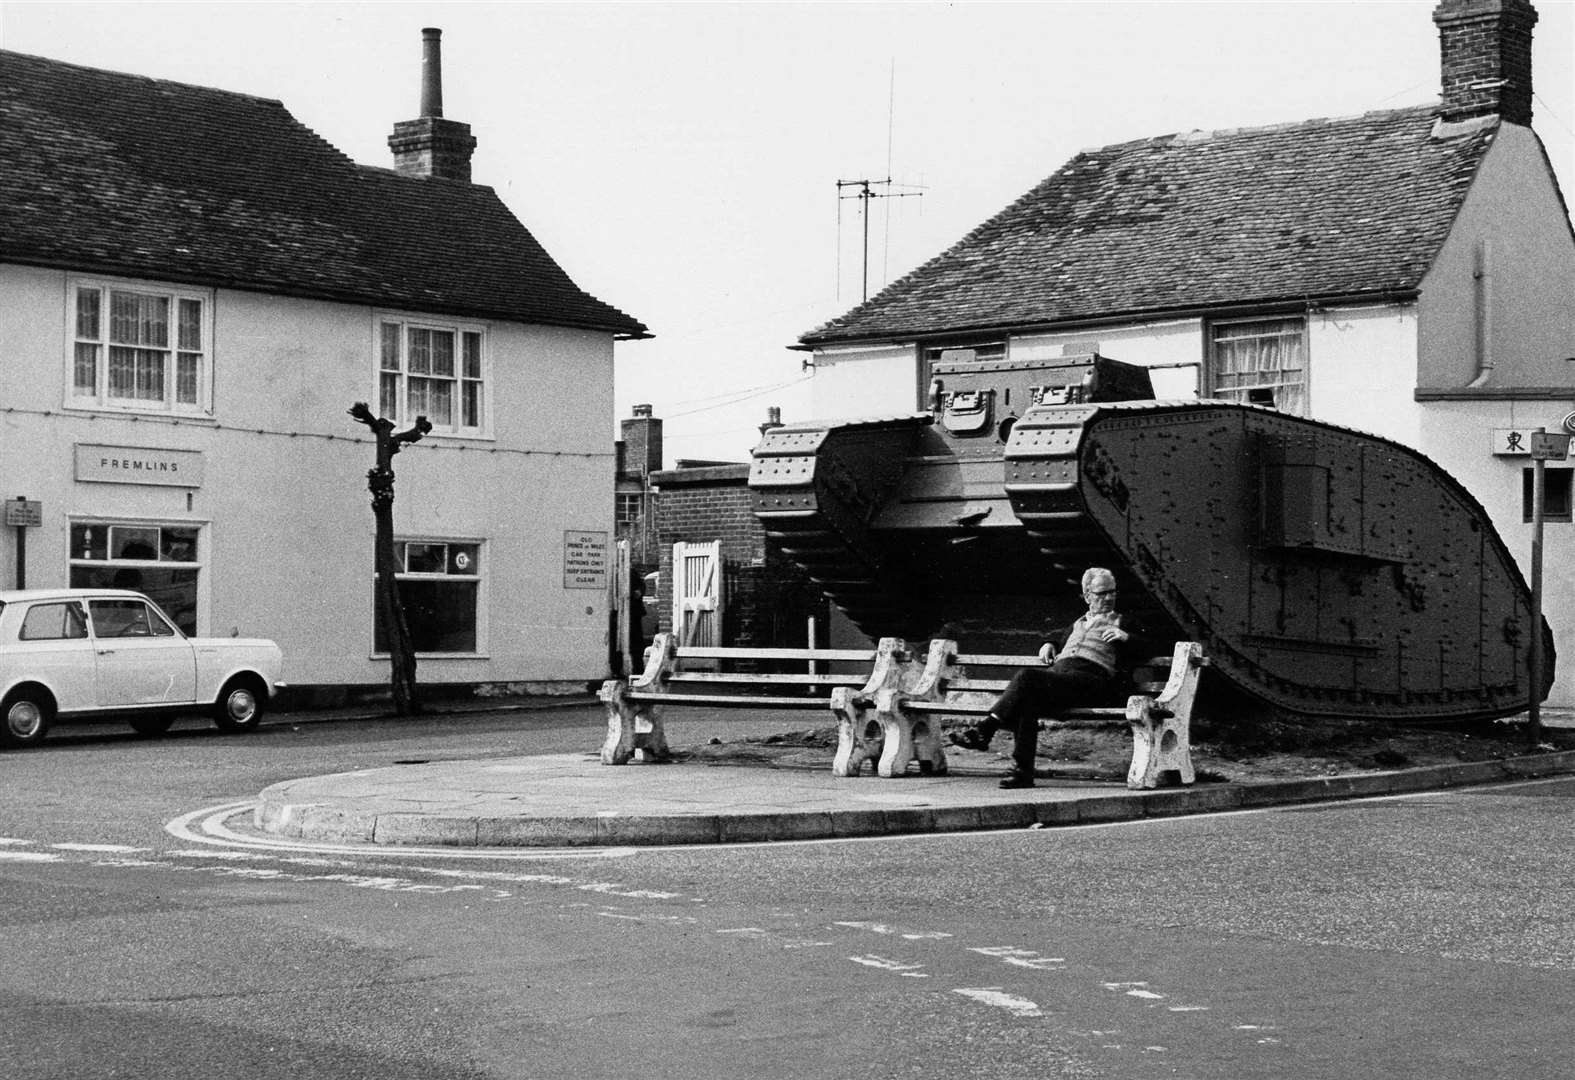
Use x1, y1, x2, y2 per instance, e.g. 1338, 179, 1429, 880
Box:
1432, 0, 1539, 127
388, 28, 478, 181
620, 404, 663, 480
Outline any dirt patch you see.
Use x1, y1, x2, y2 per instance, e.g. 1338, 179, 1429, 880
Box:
671, 714, 1575, 782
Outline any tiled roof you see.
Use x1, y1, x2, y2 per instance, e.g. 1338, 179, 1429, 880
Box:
0, 49, 648, 338
801, 106, 1493, 346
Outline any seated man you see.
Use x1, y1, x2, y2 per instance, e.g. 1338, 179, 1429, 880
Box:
950, 567, 1140, 789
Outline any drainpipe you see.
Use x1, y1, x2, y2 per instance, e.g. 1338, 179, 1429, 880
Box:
1467, 238, 1493, 388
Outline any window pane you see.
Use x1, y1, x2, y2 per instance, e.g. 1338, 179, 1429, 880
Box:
407, 377, 430, 418
178, 299, 202, 350
408, 328, 432, 374
405, 543, 448, 573
177, 353, 200, 404
380, 372, 399, 419
72, 566, 198, 635
462, 381, 482, 428
381, 322, 402, 372
108, 347, 165, 401
74, 343, 99, 394
428, 379, 453, 425
110, 526, 160, 560
76, 288, 101, 339
1212, 318, 1305, 415
430, 331, 455, 377
20, 603, 88, 641
463, 332, 481, 378
71, 524, 108, 561
161, 526, 199, 562
87, 599, 154, 638
109, 292, 169, 347
374, 579, 478, 653
447, 544, 479, 575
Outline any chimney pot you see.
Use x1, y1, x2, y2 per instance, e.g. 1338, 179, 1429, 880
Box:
420, 28, 444, 118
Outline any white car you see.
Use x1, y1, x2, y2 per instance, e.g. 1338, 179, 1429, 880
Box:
0, 588, 286, 749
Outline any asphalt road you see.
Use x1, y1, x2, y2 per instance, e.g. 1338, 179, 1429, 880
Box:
2, 706, 1572, 1079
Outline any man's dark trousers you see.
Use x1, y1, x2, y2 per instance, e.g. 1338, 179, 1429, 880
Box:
992, 657, 1114, 774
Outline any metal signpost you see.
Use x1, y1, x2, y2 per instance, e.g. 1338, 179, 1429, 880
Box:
1528, 429, 1571, 741
4, 496, 42, 589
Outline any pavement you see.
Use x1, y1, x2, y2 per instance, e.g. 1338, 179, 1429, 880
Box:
250, 697, 1575, 848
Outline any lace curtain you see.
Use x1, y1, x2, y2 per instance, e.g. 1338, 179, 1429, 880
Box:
1211, 318, 1306, 415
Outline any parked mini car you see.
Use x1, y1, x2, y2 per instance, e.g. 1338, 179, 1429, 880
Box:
0, 588, 286, 749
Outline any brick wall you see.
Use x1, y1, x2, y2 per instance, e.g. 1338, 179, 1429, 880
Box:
651, 463, 827, 648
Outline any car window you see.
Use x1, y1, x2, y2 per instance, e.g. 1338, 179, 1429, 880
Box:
88, 599, 159, 638
19, 602, 89, 641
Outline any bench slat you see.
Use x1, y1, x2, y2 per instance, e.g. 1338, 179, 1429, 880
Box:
673, 646, 877, 662
626, 692, 831, 708
670, 672, 865, 686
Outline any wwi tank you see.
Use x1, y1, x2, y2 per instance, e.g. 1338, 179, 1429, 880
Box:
748, 352, 1552, 723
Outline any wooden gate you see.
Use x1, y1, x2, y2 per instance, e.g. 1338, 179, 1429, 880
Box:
672, 541, 723, 647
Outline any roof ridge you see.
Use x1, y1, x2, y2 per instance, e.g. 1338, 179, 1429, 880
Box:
0, 47, 285, 107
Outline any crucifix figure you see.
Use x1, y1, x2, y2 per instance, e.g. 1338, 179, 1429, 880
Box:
349, 402, 432, 716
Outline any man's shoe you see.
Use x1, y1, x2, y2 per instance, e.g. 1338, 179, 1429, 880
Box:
948, 723, 994, 751
998, 770, 1036, 789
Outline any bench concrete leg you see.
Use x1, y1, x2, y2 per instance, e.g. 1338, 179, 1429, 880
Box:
830, 687, 883, 777
1125, 695, 1194, 789
875, 689, 949, 778
598, 679, 670, 765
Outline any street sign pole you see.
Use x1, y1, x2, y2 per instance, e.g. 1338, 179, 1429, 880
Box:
1529, 431, 1545, 743
1526, 427, 1571, 744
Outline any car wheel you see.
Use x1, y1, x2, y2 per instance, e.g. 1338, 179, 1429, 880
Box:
129, 715, 175, 737
1, 689, 53, 749
213, 678, 265, 733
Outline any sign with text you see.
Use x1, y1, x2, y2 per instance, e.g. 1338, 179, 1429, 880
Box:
1530, 431, 1572, 461
3, 498, 41, 527
1491, 429, 1534, 456
563, 530, 609, 589
75, 444, 204, 487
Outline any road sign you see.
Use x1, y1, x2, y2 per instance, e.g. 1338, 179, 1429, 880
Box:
1530, 431, 1571, 461
4, 498, 41, 527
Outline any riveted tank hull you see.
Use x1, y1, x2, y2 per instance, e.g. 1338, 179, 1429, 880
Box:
749, 360, 1550, 723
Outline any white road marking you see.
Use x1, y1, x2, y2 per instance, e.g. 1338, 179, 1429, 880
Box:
953, 987, 1043, 1017
970, 945, 1066, 970
834, 920, 952, 940
52, 842, 149, 853
0, 850, 61, 862
849, 955, 929, 977
0, 837, 34, 846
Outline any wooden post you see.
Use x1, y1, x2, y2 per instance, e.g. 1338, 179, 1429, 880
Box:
348, 403, 431, 716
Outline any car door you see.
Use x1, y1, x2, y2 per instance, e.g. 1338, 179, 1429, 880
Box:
87, 598, 199, 707
12, 600, 98, 713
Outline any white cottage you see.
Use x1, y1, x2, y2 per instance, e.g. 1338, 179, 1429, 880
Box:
0, 31, 649, 700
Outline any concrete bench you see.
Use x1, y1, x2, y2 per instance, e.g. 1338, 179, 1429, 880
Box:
599, 632, 1205, 788
598, 633, 906, 765
831, 640, 1206, 788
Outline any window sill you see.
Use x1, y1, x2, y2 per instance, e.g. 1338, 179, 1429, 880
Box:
370, 652, 491, 661
63, 402, 217, 423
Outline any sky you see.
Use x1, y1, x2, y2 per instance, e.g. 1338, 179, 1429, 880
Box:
3, 1, 1572, 466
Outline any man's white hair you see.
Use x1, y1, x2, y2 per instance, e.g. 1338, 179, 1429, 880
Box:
1082, 567, 1116, 590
